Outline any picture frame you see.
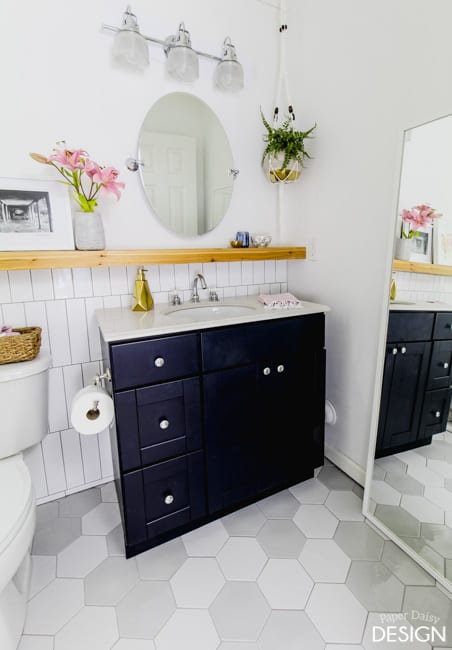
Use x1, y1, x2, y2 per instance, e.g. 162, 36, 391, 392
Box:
410, 228, 432, 263
0, 177, 74, 251
433, 218, 452, 265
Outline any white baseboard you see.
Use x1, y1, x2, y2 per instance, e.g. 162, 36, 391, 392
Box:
324, 443, 367, 487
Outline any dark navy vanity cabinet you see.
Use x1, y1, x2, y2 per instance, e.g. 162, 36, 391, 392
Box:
102, 313, 326, 558
376, 310, 452, 457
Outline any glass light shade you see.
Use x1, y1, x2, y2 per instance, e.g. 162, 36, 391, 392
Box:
167, 45, 199, 82
112, 29, 149, 70
214, 59, 244, 92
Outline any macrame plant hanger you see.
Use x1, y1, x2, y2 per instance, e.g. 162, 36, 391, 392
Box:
273, 0, 296, 244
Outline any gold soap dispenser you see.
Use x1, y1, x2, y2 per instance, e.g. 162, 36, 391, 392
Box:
390, 272, 397, 301
132, 266, 154, 311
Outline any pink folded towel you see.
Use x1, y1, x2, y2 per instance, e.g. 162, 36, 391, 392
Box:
258, 292, 303, 310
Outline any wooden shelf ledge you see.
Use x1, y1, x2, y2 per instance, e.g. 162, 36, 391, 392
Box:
393, 258, 452, 277
0, 247, 306, 271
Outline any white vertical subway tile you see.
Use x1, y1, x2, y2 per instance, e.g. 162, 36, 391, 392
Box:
25, 301, 50, 356
281, 282, 288, 293
236, 286, 248, 296
8, 270, 33, 302
85, 297, 104, 361
0, 271, 11, 303
63, 364, 83, 416
202, 263, 217, 288
264, 260, 276, 283
241, 262, 254, 286
126, 266, 137, 294
147, 265, 161, 292
42, 432, 67, 495
189, 263, 203, 279
45, 301, 71, 366
48, 367, 69, 432
98, 429, 114, 478
66, 299, 90, 364
159, 265, 175, 291
103, 296, 121, 309
175, 264, 190, 290
153, 292, 168, 304
120, 294, 132, 309
23, 444, 48, 499
109, 266, 129, 295
229, 263, 242, 286
216, 262, 229, 287
91, 267, 111, 296
2, 302, 26, 327
81, 361, 101, 386
223, 287, 236, 298
72, 268, 93, 298
270, 283, 281, 294
61, 429, 85, 489
247, 285, 260, 296
31, 270, 54, 301
253, 261, 265, 284
52, 269, 74, 299
275, 260, 288, 283
259, 283, 270, 294
80, 434, 102, 484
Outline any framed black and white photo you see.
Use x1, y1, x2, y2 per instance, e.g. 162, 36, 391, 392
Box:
410, 228, 432, 263
0, 178, 74, 250
433, 217, 452, 265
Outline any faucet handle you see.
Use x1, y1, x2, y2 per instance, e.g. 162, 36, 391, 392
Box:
209, 289, 219, 302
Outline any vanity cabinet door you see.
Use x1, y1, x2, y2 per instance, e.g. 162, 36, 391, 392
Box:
258, 350, 325, 493
376, 341, 431, 455
204, 365, 259, 514
418, 388, 452, 440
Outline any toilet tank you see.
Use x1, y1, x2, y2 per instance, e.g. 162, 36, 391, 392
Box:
0, 353, 50, 458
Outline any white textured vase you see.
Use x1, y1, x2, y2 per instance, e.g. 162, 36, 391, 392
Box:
262, 152, 301, 184
74, 212, 105, 251
395, 238, 412, 261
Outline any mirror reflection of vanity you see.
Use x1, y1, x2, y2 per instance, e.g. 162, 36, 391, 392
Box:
365, 113, 452, 590
138, 92, 234, 237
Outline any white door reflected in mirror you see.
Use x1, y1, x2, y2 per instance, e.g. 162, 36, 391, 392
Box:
138, 92, 234, 237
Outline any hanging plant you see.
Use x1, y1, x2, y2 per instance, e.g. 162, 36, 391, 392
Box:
261, 110, 316, 183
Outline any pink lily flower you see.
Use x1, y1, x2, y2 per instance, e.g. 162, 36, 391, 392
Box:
92, 166, 126, 200
84, 158, 102, 179
48, 148, 87, 171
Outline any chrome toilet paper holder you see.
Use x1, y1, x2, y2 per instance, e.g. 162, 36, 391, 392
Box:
93, 368, 111, 386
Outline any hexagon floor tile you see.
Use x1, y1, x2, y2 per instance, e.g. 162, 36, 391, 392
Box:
21, 473, 452, 648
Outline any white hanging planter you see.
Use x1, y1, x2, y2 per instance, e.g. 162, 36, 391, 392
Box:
262, 151, 302, 184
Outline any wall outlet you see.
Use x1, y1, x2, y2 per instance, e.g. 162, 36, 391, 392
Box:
307, 240, 317, 261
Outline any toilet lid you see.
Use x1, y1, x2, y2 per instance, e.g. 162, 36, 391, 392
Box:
0, 457, 33, 553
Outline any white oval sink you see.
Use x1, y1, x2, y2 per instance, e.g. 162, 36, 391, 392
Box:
390, 300, 416, 305
165, 304, 257, 321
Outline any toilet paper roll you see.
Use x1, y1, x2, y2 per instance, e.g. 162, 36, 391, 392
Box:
70, 385, 114, 435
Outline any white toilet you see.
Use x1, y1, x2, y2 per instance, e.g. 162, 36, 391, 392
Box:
0, 353, 50, 649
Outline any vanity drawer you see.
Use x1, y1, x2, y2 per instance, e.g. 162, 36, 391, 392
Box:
418, 388, 452, 439
427, 340, 452, 390
433, 312, 452, 340
143, 451, 206, 539
387, 312, 434, 342
201, 314, 324, 372
110, 333, 199, 389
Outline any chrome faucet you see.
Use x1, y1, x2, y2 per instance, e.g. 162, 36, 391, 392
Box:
191, 273, 207, 302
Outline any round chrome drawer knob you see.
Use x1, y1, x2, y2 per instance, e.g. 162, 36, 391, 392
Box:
435, 411, 441, 418
164, 494, 174, 505
400, 347, 407, 354
443, 363, 449, 369
263, 367, 271, 376
392, 348, 398, 355
277, 365, 285, 373
154, 357, 165, 368
159, 419, 169, 430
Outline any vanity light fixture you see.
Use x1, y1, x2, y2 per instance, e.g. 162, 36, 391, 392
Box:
103, 6, 244, 91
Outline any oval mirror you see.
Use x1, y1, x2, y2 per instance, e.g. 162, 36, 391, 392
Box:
138, 92, 234, 237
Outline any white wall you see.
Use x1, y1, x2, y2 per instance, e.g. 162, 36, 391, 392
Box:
0, 0, 283, 247
284, 0, 452, 480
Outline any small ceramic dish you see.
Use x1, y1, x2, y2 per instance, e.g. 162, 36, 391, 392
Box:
230, 240, 243, 248
251, 235, 272, 247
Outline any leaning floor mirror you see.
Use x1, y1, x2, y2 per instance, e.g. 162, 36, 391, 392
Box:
364, 112, 452, 594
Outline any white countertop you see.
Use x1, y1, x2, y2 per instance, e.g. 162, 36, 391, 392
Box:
389, 301, 452, 312
96, 295, 330, 343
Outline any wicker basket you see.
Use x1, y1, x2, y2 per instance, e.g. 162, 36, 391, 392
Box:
0, 327, 42, 365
